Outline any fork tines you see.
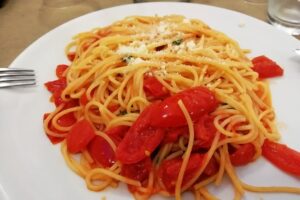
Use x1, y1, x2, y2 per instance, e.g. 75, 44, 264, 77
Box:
0, 68, 36, 88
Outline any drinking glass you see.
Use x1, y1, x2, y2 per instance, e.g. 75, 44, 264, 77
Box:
39, 0, 99, 28
268, 0, 300, 36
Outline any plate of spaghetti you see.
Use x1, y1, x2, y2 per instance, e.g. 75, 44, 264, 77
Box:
1, 2, 300, 200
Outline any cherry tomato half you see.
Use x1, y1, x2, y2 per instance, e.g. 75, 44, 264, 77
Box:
56, 64, 68, 79
66, 119, 96, 153
149, 86, 218, 128
162, 126, 188, 144
88, 135, 116, 168
251, 55, 284, 79
158, 153, 204, 193
262, 139, 300, 176
121, 157, 152, 182
194, 114, 217, 149
116, 103, 165, 164
143, 75, 169, 99
229, 143, 256, 166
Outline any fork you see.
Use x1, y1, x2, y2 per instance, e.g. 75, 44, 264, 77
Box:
0, 68, 36, 88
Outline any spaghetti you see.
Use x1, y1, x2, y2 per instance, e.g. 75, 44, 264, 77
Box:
43, 15, 300, 200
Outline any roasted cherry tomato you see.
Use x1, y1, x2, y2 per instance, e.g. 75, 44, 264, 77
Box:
158, 153, 204, 193
45, 78, 67, 106
229, 143, 256, 166
149, 86, 218, 128
87, 125, 129, 167
203, 156, 219, 176
143, 75, 169, 99
57, 113, 76, 127
45, 78, 66, 94
162, 126, 188, 144
121, 157, 152, 182
251, 55, 284, 79
66, 119, 96, 153
105, 125, 129, 143
194, 114, 217, 149
88, 136, 116, 168
262, 139, 300, 176
116, 103, 165, 164
56, 64, 68, 79
122, 157, 153, 193
116, 126, 164, 164
63, 99, 79, 109
52, 92, 65, 106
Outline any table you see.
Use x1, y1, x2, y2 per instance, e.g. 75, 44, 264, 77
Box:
0, 0, 272, 67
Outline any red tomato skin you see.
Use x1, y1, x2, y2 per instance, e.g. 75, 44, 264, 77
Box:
162, 126, 189, 144
80, 89, 100, 107
149, 86, 218, 128
87, 125, 128, 167
67, 52, 76, 61
194, 114, 217, 149
88, 136, 116, 168
43, 113, 65, 144
122, 157, 153, 193
203, 156, 219, 176
80, 91, 93, 106
121, 157, 152, 182
80, 92, 89, 106
105, 125, 129, 143
230, 143, 256, 166
116, 103, 165, 164
43, 99, 78, 144
158, 154, 204, 193
143, 76, 169, 99
53, 92, 65, 106
262, 139, 300, 176
57, 113, 76, 127
107, 104, 119, 113
45, 78, 67, 94
45, 78, 68, 106
252, 55, 272, 64
66, 120, 96, 153
63, 99, 79, 109
47, 134, 64, 144
117, 127, 165, 164
251, 56, 284, 79
56, 64, 68, 79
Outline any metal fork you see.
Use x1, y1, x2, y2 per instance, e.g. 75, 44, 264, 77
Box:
0, 68, 36, 88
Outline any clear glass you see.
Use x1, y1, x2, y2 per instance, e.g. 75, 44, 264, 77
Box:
39, 0, 99, 28
268, 0, 300, 36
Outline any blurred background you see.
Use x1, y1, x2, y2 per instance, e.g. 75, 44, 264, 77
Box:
0, 0, 298, 67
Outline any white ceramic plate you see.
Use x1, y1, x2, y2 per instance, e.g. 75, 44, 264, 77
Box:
1, 3, 300, 200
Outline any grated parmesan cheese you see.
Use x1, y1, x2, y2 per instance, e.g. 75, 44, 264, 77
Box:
157, 22, 167, 33
186, 40, 196, 50
117, 43, 148, 54
131, 57, 144, 64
